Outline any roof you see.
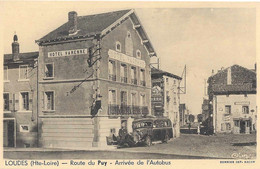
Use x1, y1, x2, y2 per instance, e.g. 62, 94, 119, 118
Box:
38, 10, 131, 43
208, 64, 256, 94
36, 9, 156, 56
208, 64, 256, 81
4, 52, 39, 63
151, 68, 182, 80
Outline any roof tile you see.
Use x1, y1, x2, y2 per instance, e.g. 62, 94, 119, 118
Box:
38, 9, 131, 43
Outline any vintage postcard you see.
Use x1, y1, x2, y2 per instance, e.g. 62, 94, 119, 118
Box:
0, 1, 259, 169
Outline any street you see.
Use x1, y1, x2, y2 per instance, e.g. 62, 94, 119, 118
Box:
4, 133, 256, 159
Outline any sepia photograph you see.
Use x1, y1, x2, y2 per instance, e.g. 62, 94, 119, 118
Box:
0, 1, 258, 167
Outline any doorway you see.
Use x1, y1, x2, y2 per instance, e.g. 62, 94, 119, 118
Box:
3, 119, 15, 147
240, 121, 246, 134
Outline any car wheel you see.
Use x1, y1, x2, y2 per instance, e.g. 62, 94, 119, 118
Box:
145, 136, 152, 147
162, 134, 169, 143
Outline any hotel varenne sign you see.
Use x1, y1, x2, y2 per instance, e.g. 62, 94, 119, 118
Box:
48, 48, 88, 57
108, 49, 146, 68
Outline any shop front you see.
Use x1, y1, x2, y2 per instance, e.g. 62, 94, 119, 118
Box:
233, 118, 252, 134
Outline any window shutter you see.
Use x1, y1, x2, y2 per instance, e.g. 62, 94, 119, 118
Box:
112, 91, 116, 104
9, 93, 13, 111
108, 90, 112, 104
29, 92, 33, 111
120, 65, 124, 77
14, 93, 19, 111
42, 92, 45, 110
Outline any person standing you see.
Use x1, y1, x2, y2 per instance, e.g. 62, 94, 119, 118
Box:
197, 124, 200, 135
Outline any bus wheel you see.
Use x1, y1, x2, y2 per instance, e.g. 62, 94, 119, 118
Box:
162, 134, 169, 143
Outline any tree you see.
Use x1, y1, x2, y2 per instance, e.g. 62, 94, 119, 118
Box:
188, 114, 195, 123
197, 114, 204, 123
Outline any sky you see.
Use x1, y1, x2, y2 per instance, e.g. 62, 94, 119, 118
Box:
1, 2, 256, 115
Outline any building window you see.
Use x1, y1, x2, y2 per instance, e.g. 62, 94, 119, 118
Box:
4, 66, 8, 81
20, 92, 29, 111
140, 94, 145, 106
226, 123, 231, 130
44, 91, 54, 110
130, 92, 137, 106
242, 106, 249, 114
234, 120, 239, 127
140, 69, 145, 86
136, 50, 141, 59
3, 93, 10, 111
45, 63, 54, 78
130, 67, 137, 85
19, 65, 29, 80
225, 105, 231, 114
120, 64, 127, 83
116, 41, 121, 52
20, 125, 29, 132
108, 89, 116, 105
108, 60, 116, 81
120, 91, 127, 106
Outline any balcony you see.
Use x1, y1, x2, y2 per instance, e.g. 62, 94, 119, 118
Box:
121, 77, 128, 83
109, 74, 116, 81
131, 79, 137, 85
140, 80, 146, 87
108, 104, 149, 116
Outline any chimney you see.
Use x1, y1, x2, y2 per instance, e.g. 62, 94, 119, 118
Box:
12, 34, 19, 61
211, 69, 214, 75
255, 63, 257, 71
68, 11, 78, 35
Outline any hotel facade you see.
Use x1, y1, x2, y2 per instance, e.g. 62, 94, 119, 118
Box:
35, 9, 156, 148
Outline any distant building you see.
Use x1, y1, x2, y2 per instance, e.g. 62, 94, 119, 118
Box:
201, 98, 210, 122
208, 64, 257, 134
3, 35, 38, 147
151, 68, 182, 137
179, 104, 186, 126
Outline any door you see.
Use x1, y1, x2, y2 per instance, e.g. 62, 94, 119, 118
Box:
3, 120, 15, 147
152, 120, 162, 141
120, 91, 127, 114
3, 121, 8, 147
245, 120, 251, 134
240, 121, 246, 134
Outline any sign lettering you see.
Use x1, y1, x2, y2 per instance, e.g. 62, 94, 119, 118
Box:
48, 48, 88, 57
108, 49, 145, 68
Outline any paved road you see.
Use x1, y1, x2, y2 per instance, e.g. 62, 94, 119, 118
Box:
120, 133, 256, 159
4, 133, 256, 159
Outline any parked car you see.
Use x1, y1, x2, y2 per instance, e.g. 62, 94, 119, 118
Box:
117, 116, 173, 147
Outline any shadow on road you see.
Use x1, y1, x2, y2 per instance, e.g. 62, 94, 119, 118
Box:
232, 142, 256, 146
